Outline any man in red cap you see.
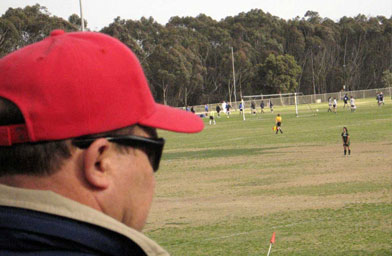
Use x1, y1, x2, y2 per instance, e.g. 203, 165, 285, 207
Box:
0, 30, 203, 255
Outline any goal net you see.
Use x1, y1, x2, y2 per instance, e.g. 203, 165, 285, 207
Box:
242, 92, 316, 117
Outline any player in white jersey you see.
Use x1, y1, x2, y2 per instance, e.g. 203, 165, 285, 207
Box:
333, 98, 337, 113
350, 96, 356, 112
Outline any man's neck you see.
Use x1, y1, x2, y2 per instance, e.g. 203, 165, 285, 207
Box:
0, 169, 102, 214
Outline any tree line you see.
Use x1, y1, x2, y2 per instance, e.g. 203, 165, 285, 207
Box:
1, 5, 391, 106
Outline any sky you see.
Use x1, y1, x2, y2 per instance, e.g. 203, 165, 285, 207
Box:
1, 0, 391, 31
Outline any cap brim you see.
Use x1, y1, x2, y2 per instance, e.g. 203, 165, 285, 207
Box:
139, 103, 204, 133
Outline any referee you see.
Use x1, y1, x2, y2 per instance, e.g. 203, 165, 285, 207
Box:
275, 114, 283, 134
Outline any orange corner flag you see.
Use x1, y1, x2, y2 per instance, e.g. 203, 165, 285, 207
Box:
270, 232, 276, 244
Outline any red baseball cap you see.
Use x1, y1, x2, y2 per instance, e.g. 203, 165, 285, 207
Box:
0, 30, 203, 146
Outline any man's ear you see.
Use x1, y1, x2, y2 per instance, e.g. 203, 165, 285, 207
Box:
82, 138, 112, 189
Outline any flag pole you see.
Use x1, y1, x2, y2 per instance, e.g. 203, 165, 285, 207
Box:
267, 243, 273, 256
267, 232, 276, 256
231, 46, 237, 108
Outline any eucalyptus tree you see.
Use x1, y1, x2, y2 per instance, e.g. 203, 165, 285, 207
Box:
0, 4, 77, 56
0, 17, 19, 57
68, 14, 88, 31
256, 53, 301, 94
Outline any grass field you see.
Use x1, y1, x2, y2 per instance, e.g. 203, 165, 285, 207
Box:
145, 98, 392, 256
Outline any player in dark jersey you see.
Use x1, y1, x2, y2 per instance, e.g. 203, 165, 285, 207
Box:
379, 92, 384, 105
226, 103, 231, 118
377, 92, 384, 106
251, 101, 256, 115
343, 94, 349, 109
209, 114, 216, 125
260, 100, 265, 113
216, 105, 221, 117
239, 102, 243, 115
341, 127, 351, 155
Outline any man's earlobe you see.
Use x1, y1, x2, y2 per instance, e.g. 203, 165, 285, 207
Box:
83, 138, 111, 189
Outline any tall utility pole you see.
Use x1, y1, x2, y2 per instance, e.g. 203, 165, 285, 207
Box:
343, 64, 346, 91
311, 48, 316, 96
231, 47, 237, 106
79, 0, 85, 31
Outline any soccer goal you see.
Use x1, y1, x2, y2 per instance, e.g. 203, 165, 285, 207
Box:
242, 92, 316, 117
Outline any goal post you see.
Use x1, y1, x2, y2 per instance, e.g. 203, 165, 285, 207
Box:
242, 92, 315, 117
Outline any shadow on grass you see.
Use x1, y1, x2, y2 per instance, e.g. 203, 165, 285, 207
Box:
163, 146, 288, 160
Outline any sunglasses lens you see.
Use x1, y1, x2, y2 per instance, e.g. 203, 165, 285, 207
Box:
134, 140, 163, 172
147, 144, 163, 172
150, 153, 158, 171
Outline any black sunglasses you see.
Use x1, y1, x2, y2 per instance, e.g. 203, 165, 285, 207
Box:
72, 135, 165, 172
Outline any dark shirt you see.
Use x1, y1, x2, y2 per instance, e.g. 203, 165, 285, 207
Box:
0, 206, 146, 255
341, 132, 349, 143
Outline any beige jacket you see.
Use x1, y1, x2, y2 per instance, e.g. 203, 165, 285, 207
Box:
0, 184, 169, 256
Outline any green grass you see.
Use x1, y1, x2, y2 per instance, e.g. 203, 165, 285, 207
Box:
162, 98, 392, 150
148, 203, 392, 256
146, 98, 392, 255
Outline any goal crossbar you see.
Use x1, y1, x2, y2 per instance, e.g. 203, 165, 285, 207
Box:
242, 92, 303, 99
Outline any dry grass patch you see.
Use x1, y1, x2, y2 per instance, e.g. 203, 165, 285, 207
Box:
146, 191, 389, 230
146, 141, 391, 232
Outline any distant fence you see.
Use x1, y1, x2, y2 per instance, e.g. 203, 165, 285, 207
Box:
186, 87, 392, 114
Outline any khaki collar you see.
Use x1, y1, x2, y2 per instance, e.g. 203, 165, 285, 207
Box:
0, 184, 169, 256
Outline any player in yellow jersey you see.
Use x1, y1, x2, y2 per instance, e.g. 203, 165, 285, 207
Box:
275, 114, 283, 134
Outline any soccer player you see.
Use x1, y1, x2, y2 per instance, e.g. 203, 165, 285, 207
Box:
376, 93, 380, 106
376, 92, 384, 106
380, 92, 384, 106
328, 97, 333, 112
350, 96, 356, 112
222, 101, 227, 114
333, 98, 338, 113
251, 101, 256, 115
343, 94, 349, 109
270, 101, 274, 113
239, 102, 243, 115
226, 103, 231, 118
216, 105, 221, 117
341, 127, 351, 155
260, 100, 265, 113
209, 114, 216, 125
275, 114, 283, 134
